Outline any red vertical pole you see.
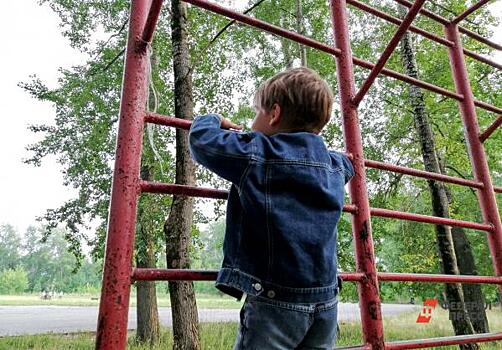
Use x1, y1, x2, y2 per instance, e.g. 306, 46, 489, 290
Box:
445, 23, 502, 296
95, 0, 151, 348
329, 1, 385, 348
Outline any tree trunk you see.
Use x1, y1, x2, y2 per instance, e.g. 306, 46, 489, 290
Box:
279, 9, 294, 68
135, 43, 162, 345
399, 20, 478, 349
452, 227, 490, 333
136, 166, 160, 344
165, 1, 201, 349
439, 152, 489, 333
295, 0, 307, 67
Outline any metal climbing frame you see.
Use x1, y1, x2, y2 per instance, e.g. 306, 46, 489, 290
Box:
95, 0, 502, 348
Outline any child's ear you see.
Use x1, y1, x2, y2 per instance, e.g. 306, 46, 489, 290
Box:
269, 103, 281, 127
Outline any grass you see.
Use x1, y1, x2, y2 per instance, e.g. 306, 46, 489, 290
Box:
0, 309, 501, 349
0, 293, 242, 309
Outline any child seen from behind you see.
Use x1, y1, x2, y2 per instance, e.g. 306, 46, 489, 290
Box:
189, 67, 354, 349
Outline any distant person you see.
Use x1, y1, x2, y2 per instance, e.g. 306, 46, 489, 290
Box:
189, 67, 354, 349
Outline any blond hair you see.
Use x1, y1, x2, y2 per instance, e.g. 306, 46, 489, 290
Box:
253, 67, 334, 133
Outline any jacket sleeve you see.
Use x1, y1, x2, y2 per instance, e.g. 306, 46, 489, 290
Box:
329, 151, 355, 184
340, 154, 355, 184
189, 114, 254, 184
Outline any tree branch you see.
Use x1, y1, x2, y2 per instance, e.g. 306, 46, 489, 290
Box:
384, 98, 413, 114
92, 18, 129, 62
191, 0, 268, 69
208, 0, 268, 48
429, 1, 479, 27
429, 118, 446, 138
102, 48, 126, 72
445, 165, 477, 196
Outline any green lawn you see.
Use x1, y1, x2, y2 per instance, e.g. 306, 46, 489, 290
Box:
0, 293, 242, 309
0, 308, 501, 349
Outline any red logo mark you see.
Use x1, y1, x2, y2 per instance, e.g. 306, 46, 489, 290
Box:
416, 298, 438, 323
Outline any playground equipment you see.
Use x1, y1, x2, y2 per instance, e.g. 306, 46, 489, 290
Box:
95, 0, 502, 348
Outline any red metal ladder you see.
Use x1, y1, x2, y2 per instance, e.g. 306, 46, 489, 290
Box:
95, 0, 502, 349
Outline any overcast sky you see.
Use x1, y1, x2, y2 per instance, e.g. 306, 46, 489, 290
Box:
0, 2, 85, 234
0, 1, 501, 235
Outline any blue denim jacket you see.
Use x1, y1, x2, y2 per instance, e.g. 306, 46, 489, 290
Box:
189, 114, 354, 303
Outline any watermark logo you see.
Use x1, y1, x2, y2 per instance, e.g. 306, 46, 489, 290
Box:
444, 301, 486, 321
415, 298, 487, 323
416, 298, 438, 323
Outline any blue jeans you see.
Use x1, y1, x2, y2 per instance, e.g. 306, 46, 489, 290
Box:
233, 294, 338, 350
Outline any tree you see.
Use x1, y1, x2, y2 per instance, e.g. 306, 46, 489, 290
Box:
135, 166, 161, 344
198, 220, 225, 270
164, 1, 201, 348
399, 23, 478, 345
21, 226, 101, 293
0, 224, 22, 270
0, 267, 28, 295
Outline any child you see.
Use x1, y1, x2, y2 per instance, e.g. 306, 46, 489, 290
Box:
189, 67, 354, 349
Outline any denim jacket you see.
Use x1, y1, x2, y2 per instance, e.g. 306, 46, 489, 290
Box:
189, 114, 354, 303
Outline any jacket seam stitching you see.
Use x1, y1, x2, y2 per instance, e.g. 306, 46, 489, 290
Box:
190, 141, 251, 161
237, 138, 255, 194
265, 165, 273, 280
261, 159, 343, 172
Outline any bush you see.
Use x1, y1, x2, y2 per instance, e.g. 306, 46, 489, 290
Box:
0, 267, 29, 294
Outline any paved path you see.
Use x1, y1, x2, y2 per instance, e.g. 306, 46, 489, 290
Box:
0, 303, 420, 336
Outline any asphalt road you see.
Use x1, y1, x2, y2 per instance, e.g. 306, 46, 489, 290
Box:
0, 303, 419, 336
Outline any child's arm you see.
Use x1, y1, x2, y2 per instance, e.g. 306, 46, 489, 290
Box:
189, 114, 253, 184
329, 151, 355, 184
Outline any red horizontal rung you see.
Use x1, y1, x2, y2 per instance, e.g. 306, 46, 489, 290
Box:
335, 345, 371, 350
475, 100, 502, 114
132, 268, 365, 282
452, 0, 493, 24
145, 112, 191, 129
140, 180, 359, 213
479, 114, 502, 143
352, 56, 464, 101
370, 207, 492, 231
140, 180, 228, 199
132, 268, 218, 281
385, 332, 502, 350
459, 26, 502, 51
463, 48, 502, 71
377, 272, 502, 284
132, 269, 502, 285
364, 160, 483, 189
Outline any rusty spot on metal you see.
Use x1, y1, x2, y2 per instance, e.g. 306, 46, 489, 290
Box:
359, 220, 369, 240
134, 37, 148, 54
368, 300, 380, 320
95, 316, 104, 349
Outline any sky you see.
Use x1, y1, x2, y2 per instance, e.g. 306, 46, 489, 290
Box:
0, 2, 85, 234
0, 1, 501, 236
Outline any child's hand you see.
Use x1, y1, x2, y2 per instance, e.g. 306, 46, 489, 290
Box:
220, 117, 243, 131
